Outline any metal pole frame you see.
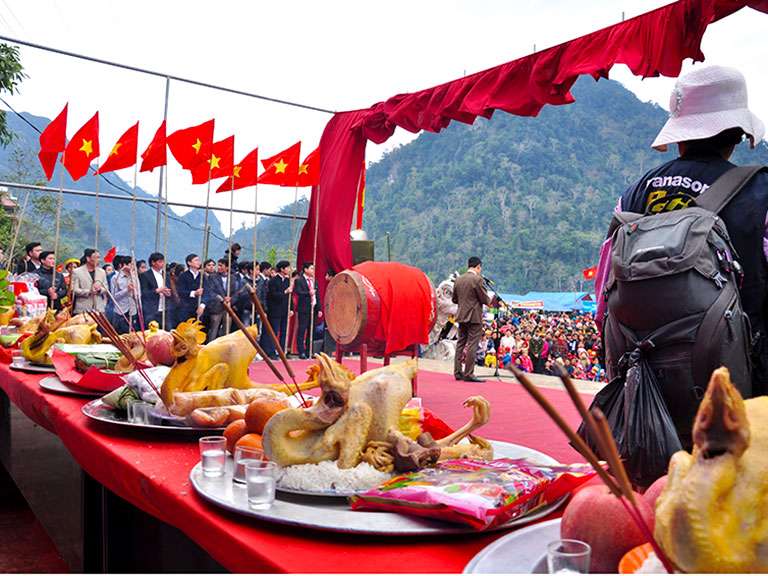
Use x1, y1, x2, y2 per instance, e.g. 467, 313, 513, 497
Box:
155, 76, 170, 251
0, 181, 306, 222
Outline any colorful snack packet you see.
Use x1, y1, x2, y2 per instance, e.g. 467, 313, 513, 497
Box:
350, 458, 596, 530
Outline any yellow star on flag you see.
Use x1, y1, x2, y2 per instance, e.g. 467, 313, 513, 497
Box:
298, 163, 309, 175
192, 138, 202, 154
80, 139, 94, 157
233, 165, 242, 178
208, 154, 221, 170
274, 158, 288, 174
110, 142, 122, 157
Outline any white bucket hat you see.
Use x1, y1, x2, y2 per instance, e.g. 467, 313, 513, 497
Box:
652, 65, 765, 152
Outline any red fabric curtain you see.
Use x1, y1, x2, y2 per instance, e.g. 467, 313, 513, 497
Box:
298, 0, 765, 296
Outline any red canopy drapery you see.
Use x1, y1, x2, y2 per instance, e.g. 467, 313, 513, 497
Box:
297, 0, 768, 290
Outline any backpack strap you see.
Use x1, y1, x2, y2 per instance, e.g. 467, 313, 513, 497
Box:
694, 165, 765, 214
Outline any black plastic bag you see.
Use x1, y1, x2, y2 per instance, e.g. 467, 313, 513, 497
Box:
576, 375, 625, 456
576, 353, 681, 488
621, 356, 682, 488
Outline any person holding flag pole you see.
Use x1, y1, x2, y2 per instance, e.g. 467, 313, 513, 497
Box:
33, 103, 67, 276
194, 135, 235, 332
293, 147, 321, 357
166, 119, 215, 312
60, 111, 100, 298
257, 142, 301, 352
217, 146, 259, 333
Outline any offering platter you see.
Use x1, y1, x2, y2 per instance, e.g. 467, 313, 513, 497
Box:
10, 357, 56, 373
39, 375, 102, 397
463, 518, 560, 573
191, 440, 567, 535
82, 398, 226, 433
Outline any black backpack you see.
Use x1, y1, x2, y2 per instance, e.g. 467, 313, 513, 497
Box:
582, 165, 762, 486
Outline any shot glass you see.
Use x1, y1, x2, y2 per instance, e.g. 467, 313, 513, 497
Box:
199, 436, 227, 478
245, 460, 277, 509
127, 400, 152, 424
546, 539, 591, 574
233, 446, 264, 484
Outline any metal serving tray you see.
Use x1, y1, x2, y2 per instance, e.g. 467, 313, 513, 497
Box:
81, 398, 225, 433
463, 518, 561, 573
190, 441, 566, 535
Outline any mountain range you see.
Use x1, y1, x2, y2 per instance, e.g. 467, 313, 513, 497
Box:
4, 76, 768, 292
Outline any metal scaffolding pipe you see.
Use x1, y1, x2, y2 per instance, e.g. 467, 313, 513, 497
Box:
0, 34, 335, 115
0, 181, 307, 221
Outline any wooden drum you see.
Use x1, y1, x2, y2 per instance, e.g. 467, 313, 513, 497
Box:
324, 262, 436, 354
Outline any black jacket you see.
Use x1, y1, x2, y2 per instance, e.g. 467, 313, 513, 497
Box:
294, 275, 320, 317
177, 269, 202, 312
267, 274, 291, 318
139, 269, 164, 318
35, 266, 67, 308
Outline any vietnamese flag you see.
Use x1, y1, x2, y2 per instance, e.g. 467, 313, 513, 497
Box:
167, 119, 214, 171
98, 122, 138, 174
217, 147, 258, 193
191, 135, 234, 184
38, 103, 68, 180
140, 120, 166, 173
295, 147, 319, 187
63, 112, 99, 182
103, 246, 117, 263
582, 266, 597, 280
257, 141, 300, 186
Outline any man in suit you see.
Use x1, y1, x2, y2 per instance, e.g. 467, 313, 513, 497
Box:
264, 260, 292, 359
294, 262, 322, 359
452, 256, 493, 382
70, 248, 108, 314
201, 258, 238, 343
176, 253, 204, 324
139, 252, 172, 328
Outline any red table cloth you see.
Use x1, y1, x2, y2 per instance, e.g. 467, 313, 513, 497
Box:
0, 361, 590, 573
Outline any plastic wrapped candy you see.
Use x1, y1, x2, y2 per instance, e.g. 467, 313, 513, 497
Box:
350, 458, 596, 530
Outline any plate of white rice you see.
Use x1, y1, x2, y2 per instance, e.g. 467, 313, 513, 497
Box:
276, 460, 392, 497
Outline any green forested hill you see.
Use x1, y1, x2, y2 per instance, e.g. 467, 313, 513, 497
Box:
362, 77, 768, 292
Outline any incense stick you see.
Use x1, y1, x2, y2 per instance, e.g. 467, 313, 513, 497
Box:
511, 365, 675, 572
219, 296, 304, 402
245, 285, 308, 406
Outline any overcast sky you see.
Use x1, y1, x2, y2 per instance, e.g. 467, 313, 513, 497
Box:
0, 0, 766, 234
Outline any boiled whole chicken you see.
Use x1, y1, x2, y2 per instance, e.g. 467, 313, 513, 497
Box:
655, 367, 768, 573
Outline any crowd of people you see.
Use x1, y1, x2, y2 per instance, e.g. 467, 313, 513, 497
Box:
12, 241, 327, 359
475, 310, 606, 382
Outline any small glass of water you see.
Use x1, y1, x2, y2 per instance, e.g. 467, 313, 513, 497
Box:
127, 400, 152, 424
199, 436, 227, 478
245, 460, 277, 509
547, 539, 591, 574
233, 446, 264, 484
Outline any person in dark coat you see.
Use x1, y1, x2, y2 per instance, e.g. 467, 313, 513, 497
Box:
16, 242, 42, 275
294, 261, 322, 359
263, 260, 292, 359
35, 251, 67, 309
176, 254, 204, 324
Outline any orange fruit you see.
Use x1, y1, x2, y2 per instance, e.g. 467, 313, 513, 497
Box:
245, 397, 290, 434
235, 433, 263, 453
223, 419, 248, 454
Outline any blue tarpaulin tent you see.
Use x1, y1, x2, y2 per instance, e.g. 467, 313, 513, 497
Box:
498, 291, 596, 312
